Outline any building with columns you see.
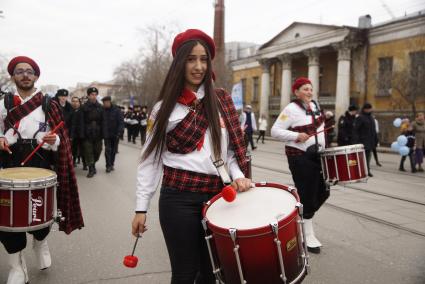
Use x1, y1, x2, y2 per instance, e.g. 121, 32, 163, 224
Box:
231, 12, 425, 144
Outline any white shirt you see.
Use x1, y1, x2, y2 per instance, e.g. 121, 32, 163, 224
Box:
271, 101, 325, 152
258, 117, 268, 131
135, 85, 245, 211
0, 90, 60, 151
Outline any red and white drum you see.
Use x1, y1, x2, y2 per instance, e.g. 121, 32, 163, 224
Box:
0, 167, 57, 232
320, 144, 368, 185
202, 182, 309, 284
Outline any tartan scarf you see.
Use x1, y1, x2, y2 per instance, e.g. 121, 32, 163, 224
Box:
4, 92, 84, 234
289, 99, 325, 136
165, 88, 248, 177
166, 88, 208, 153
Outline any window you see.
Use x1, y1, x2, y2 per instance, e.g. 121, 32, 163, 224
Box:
252, 77, 259, 102
377, 57, 393, 96
410, 51, 425, 99
241, 78, 247, 104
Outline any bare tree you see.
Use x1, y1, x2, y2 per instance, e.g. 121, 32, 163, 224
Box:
0, 55, 14, 97
113, 24, 175, 109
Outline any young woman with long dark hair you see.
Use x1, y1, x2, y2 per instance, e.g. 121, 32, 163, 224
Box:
131, 29, 252, 284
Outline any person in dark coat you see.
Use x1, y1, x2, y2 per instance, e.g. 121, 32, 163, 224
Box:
54, 88, 73, 131
353, 103, 377, 177
79, 87, 103, 178
69, 96, 86, 169
102, 96, 124, 172
337, 105, 358, 146
324, 111, 335, 147
139, 106, 148, 145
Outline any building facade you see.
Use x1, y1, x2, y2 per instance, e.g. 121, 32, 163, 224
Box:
231, 12, 425, 144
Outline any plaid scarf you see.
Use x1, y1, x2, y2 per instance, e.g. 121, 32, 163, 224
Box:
288, 99, 325, 136
166, 88, 208, 153
4, 92, 84, 234
164, 88, 248, 188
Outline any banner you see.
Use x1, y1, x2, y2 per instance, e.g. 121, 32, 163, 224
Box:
231, 82, 243, 111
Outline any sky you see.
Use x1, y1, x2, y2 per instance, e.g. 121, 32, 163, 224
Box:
0, 0, 423, 89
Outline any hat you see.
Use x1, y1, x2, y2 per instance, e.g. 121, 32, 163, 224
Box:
101, 96, 111, 102
362, 103, 372, 109
348, 105, 358, 111
8, 56, 40, 77
325, 111, 333, 117
291, 77, 312, 93
245, 105, 252, 109
172, 29, 215, 59
87, 87, 99, 95
56, 89, 69, 97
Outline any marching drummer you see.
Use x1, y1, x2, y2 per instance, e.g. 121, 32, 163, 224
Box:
271, 77, 329, 254
0, 56, 84, 284
131, 29, 252, 283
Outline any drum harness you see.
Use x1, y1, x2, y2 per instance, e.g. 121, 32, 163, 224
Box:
3, 93, 52, 165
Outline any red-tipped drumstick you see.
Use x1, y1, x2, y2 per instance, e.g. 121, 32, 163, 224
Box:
123, 235, 140, 268
20, 121, 64, 166
307, 125, 334, 138
222, 185, 236, 202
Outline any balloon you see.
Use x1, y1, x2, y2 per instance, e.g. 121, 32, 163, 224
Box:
397, 135, 408, 146
390, 142, 400, 152
398, 146, 409, 156
393, 118, 402, 128
222, 185, 236, 202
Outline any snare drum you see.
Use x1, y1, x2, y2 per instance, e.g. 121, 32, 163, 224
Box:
0, 167, 57, 232
202, 183, 309, 284
320, 144, 368, 185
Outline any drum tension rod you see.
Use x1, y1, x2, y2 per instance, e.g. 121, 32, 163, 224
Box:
296, 203, 311, 274
229, 228, 247, 284
201, 219, 222, 282
271, 221, 287, 283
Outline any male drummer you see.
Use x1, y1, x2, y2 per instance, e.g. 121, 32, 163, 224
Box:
0, 56, 84, 284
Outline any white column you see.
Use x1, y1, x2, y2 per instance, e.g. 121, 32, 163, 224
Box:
304, 48, 320, 101
259, 59, 271, 119
279, 53, 292, 110
334, 44, 351, 121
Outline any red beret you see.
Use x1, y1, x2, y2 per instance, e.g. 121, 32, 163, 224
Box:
172, 29, 215, 59
7, 56, 40, 77
292, 77, 312, 93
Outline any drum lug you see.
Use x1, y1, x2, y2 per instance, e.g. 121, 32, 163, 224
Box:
295, 202, 303, 216
288, 186, 296, 193
55, 209, 65, 223
202, 218, 223, 283
259, 181, 267, 185
270, 221, 287, 284
229, 228, 247, 284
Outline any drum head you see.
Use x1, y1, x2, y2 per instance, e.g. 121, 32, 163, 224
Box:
206, 187, 297, 230
0, 167, 57, 188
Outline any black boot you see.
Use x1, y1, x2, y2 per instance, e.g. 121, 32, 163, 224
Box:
93, 165, 97, 174
87, 166, 95, 178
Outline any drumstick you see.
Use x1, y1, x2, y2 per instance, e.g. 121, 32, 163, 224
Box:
20, 121, 64, 166
3, 144, 12, 154
307, 125, 334, 138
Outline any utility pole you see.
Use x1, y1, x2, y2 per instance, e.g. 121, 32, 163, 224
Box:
213, 0, 226, 88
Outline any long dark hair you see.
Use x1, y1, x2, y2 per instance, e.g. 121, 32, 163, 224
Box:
142, 40, 222, 162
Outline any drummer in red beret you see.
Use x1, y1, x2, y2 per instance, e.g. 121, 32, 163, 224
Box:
0, 56, 83, 283
271, 77, 329, 254
131, 29, 251, 283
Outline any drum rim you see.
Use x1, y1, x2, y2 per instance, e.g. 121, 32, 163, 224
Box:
321, 144, 364, 155
0, 167, 57, 189
0, 220, 54, 232
203, 182, 301, 237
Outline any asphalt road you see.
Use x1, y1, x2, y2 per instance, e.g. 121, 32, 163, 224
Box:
1, 140, 424, 284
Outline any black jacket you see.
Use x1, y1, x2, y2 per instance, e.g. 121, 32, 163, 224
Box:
79, 101, 104, 140
337, 111, 356, 146
352, 112, 378, 150
102, 105, 124, 138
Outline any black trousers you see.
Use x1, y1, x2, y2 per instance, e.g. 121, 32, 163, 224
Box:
257, 130, 266, 143
104, 137, 119, 167
0, 227, 50, 254
159, 187, 216, 284
288, 153, 329, 219
400, 148, 415, 171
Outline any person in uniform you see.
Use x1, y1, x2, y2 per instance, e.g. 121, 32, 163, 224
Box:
240, 104, 257, 150
337, 105, 358, 146
0, 56, 84, 284
271, 77, 329, 254
131, 29, 252, 284
79, 87, 103, 178
53, 89, 72, 131
139, 105, 148, 145
101, 96, 124, 172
